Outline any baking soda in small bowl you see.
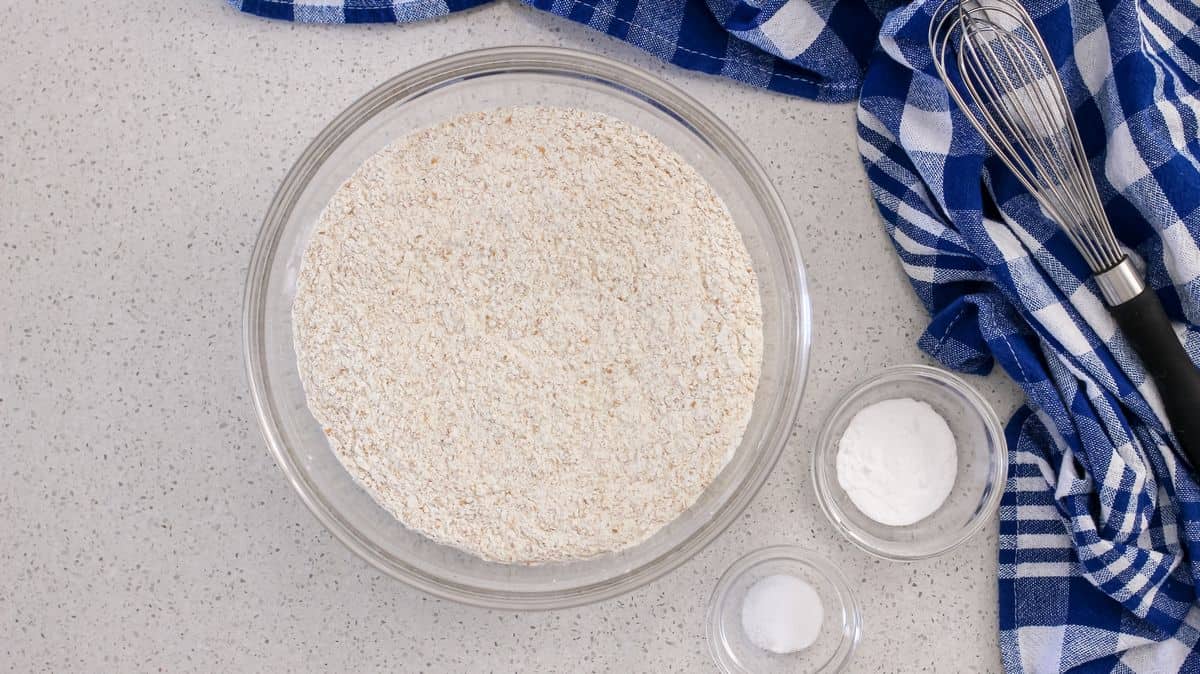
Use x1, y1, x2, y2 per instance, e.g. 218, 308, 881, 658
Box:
812, 364, 1008, 560
835, 397, 957, 527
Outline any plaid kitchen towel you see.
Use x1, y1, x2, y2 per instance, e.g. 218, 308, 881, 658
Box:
230, 0, 1200, 670
229, 0, 889, 101
858, 0, 1200, 670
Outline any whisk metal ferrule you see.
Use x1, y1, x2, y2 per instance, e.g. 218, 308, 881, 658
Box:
1095, 258, 1145, 305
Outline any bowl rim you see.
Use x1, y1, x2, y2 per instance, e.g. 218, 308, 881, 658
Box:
705, 545, 863, 673
810, 364, 1008, 561
242, 46, 813, 609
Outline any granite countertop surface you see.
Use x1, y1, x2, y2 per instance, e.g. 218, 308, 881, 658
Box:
1, 1, 1023, 670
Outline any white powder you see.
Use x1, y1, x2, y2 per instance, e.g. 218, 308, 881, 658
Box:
835, 397, 957, 526
741, 574, 824, 654
292, 106, 763, 564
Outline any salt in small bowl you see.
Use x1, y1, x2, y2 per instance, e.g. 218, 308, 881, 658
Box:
707, 546, 861, 673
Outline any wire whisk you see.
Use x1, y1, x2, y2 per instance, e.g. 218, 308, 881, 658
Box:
928, 0, 1200, 465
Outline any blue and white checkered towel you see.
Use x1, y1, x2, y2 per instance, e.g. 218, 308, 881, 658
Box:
230, 0, 889, 101
859, 0, 1200, 670
230, 0, 1200, 669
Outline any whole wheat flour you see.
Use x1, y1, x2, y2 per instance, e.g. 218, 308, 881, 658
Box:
292, 106, 762, 563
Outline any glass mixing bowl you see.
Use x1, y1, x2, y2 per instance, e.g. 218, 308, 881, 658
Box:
811, 365, 1007, 560
243, 47, 811, 609
708, 546, 861, 673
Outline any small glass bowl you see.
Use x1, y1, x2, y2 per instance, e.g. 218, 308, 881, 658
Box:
707, 546, 861, 673
811, 365, 1007, 560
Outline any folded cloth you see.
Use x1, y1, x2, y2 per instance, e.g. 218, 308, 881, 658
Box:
228, 0, 888, 101
230, 0, 1200, 669
858, 0, 1200, 670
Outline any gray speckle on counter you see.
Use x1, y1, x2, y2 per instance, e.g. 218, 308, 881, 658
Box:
0, 1, 1023, 671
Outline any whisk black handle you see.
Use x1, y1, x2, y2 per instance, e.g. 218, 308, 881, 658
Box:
1108, 286, 1200, 468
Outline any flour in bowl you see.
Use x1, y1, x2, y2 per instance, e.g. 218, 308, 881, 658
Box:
292, 106, 762, 563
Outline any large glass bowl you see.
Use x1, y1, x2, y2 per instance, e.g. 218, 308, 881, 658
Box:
243, 47, 811, 609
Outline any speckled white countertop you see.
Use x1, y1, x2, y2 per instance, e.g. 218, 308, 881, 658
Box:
1, 1, 1024, 670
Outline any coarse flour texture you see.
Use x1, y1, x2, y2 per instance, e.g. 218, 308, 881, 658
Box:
293, 106, 762, 563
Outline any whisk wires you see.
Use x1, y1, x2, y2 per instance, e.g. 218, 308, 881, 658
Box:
929, 0, 1124, 272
